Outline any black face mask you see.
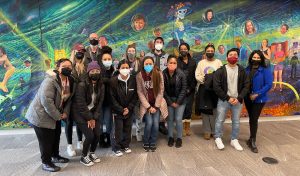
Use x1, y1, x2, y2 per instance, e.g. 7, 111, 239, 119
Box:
252, 60, 261, 66
90, 73, 100, 81
206, 53, 214, 59
180, 51, 188, 57
61, 68, 72, 76
89, 39, 99, 46
75, 52, 84, 60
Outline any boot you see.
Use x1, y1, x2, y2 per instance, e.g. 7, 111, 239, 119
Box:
186, 120, 191, 136
182, 120, 187, 137
247, 138, 258, 153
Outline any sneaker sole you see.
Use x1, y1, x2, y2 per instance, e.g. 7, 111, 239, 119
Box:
80, 161, 94, 167
92, 159, 101, 163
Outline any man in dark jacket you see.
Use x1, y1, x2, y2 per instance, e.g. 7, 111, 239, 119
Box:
213, 48, 250, 151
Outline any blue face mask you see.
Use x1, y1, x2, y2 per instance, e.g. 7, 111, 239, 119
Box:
144, 65, 153, 73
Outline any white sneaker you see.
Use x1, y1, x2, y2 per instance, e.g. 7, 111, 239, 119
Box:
231, 139, 243, 151
114, 150, 123, 157
215, 138, 225, 150
67, 144, 76, 157
89, 153, 100, 163
124, 148, 132, 154
77, 141, 83, 150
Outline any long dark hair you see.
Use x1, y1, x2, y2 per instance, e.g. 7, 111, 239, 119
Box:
248, 50, 267, 68
142, 56, 161, 97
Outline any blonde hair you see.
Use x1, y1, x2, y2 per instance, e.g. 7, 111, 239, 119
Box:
70, 50, 85, 74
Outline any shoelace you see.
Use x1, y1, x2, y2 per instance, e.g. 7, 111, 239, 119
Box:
84, 156, 92, 163
90, 154, 97, 159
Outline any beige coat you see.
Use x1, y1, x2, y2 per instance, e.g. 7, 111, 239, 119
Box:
136, 71, 168, 119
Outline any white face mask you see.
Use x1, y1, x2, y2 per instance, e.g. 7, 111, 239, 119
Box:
119, 68, 130, 76
103, 60, 112, 68
155, 43, 163, 51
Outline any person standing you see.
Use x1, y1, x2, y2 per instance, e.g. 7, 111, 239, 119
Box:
195, 43, 222, 140
213, 48, 250, 151
244, 50, 272, 153
177, 43, 197, 136
84, 33, 102, 66
136, 56, 168, 152
26, 58, 74, 172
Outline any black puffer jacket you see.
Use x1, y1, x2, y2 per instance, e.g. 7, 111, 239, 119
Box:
163, 68, 187, 106
71, 78, 105, 124
177, 55, 197, 95
101, 65, 116, 106
110, 75, 138, 118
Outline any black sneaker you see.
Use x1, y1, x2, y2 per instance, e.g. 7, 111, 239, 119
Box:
143, 144, 150, 152
175, 138, 182, 148
80, 156, 94, 167
159, 122, 168, 135
89, 153, 101, 163
168, 137, 174, 147
150, 144, 156, 152
42, 163, 60, 172
51, 155, 69, 163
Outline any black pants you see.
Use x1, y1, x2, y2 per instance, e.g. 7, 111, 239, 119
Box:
183, 92, 195, 120
244, 98, 265, 139
33, 121, 61, 164
77, 121, 100, 157
64, 117, 83, 144
112, 115, 133, 151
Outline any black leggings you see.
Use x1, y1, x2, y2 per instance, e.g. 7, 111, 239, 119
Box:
77, 121, 100, 157
64, 117, 83, 144
244, 98, 265, 139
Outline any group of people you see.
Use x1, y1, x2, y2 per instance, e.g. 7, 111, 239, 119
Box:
25, 33, 273, 172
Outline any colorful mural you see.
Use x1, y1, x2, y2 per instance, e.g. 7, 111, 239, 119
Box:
0, 0, 300, 128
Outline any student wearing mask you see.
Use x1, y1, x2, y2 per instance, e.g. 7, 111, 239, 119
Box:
163, 55, 187, 148
195, 43, 222, 140
136, 56, 168, 152
26, 58, 74, 172
99, 47, 115, 148
64, 44, 87, 156
213, 48, 250, 151
245, 50, 272, 153
145, 37, 169, 135
84, 33, 102, 66
72, 61, 104, 166
177, 43, 197, 136
110, 60, 138, 156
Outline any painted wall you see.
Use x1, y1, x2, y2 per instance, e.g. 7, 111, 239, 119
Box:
0, 0, 300, 128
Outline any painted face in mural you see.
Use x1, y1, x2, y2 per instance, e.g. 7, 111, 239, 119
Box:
280, 24, 288, 34
153, 28, 161, 37
218, 45, 225, 55
277, 44, 282, 51
262, 39, 268, 48
176, 8, 187, 19
207, 11, 213, 22
245, 21, 255, 35
134, 18, 145, 31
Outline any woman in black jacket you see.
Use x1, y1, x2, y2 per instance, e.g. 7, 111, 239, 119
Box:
177, 43, 197, 136
110, 60, 138, 156
163, 55, 187, 148
72, 61, 104, 167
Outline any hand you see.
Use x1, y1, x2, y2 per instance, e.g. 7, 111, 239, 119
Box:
88, 120, 95, 129
149, 107, 157, 114
250, 94, 259, 101
61, 113, 68, 120
228, 98, 235, 105
231, 98, 239, 105
171, 103, 179, 108
123, 108, 129, 116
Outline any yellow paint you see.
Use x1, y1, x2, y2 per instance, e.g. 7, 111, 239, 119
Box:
273, 81, 300, 100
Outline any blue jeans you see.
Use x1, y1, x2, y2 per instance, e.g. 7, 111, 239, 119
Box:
167, 104, 186, 139
102, 105, 112, 134
215, 99, 243, 140
143, 111, 160, 145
